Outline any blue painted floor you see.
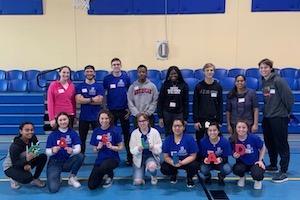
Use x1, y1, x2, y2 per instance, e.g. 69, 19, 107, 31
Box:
1, 134, 300, 200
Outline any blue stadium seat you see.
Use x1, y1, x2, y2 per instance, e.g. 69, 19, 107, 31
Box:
184, 78, 199, 91
70, 70, 76, 80
6, 70, 24, 80
27, 80, 46, 92
280, 68, 298, 78
96, 70, 109, 81
74, 70, 85, 81
180, 69, 194, 78
0, 80, 8, 92
41, 70, 59, 81
147, 69, 161, 80
194, 69, 204, 80
228, 68, 245, 77
149, 78, 162, 91
128, 70, 138, 83
245, 68, 260, 79
246, 77, 259, 90
214, 68, 228, 79
25, 70, 40, 80
0, 70, 6, 80
283, 77, 297, 90
219, 77, 235, 91
160, 69, 168, 80
8, 80, 27, 92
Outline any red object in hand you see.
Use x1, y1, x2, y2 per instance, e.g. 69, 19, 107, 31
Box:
235, 144, 246, 156
207, 152, 217, 163
59, 137, 67, 148
101, 135, 109, 144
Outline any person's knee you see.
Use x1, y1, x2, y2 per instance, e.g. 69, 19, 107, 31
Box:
146, 162, 157, 172
48, 182, 60, 193
222, 163, 232, 175
200, 164, 210, 175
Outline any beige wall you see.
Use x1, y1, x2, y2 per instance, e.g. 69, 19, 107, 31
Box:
0, 0, 299, 71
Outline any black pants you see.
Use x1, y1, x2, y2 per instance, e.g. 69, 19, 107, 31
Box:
160, 161, 199, 179
4, 153, 47, 184
163, 111, 183, 137
233, 161, 265, 181
79, 120, 98, 154
110, 109, 132, 162
262, 117, 290, 173
88, 159, 119, 190
133, 115, 154, 129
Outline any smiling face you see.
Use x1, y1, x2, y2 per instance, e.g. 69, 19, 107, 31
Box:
137, 115, 149, 131
137, 67, 147, 82
236, 122, 248, 137
20, 124, 34, 140
84, 68, 95, 81
111, 60, 122, 74
207, 125, 220, 140
99, 113, 110, 129
235, 75, 246, 90
204, 66, 215, 79
259, 63, 272, 78
172, 120, 185, 136
57, 114, 70, 129
59, 67, 70, 82
169, 69, 178, 82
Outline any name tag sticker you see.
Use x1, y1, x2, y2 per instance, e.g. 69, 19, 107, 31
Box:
134, 86, 139, 90
169, 102, 176, 108
96, 135, 102, 140
82, 88, 88, 93
270, 89, 275, 94
58, 89, 64, 94
238, 98, 245, 103
211, 92, 217, 97
110, 84, 116, 89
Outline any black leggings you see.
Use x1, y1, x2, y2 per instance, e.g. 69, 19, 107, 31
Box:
4, 153, 47, 184
160, 160, 199, 179
88, 159, 119, 190
79, 120, 98, 154
233, 161, 265, 181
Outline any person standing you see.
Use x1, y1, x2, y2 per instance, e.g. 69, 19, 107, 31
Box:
259, 58, 294, 183
76, 65, 104, 154
103, 58, 132, 165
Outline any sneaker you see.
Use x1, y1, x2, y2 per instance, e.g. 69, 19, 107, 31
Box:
187, 178, 195, 188
103, 177, 113, 188
237, 176, 246, 187
265, 165, 278, 172
31, 178, 46, 188
68, 176, 81, 188
151, 176, 158, 185
254, 180, 262, 190
133, 179, 145, 186
10, 178, 21, 189
272, 172, 288, 183
217, 173, 225, 186
170, 175, 177, 184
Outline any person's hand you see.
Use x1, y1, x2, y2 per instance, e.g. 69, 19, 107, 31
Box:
214, 157, 222, 165
159, 119, 164, 128
50, 120, 56, 128
97, 142, 104, 150
233, 152, 240, 159
204, 157, 210, 164
65, 147, 73, 155
26, 152, 35, 161
52, 146, 60, 154
138, 146, 143, 152
24, 164, 31, 171
124, 109, 131, 120
227, 125, 233, 134
255, 161, 265, 170
174, 161, 183, 168
194, 122, 201, 131
251, 124, 258, 133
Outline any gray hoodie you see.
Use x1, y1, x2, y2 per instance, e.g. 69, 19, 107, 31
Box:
262, 72, 294, 118
127, 79, 159, 116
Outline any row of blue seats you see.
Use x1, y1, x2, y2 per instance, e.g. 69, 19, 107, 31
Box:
0, 77, 299, 93
0, 67, 300, 81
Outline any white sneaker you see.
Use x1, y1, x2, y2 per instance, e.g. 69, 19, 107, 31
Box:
254, 180, 262, 190
68, 176, 81, 188
237, 176, 245, 187
151, 176, 158, 185
102, 177, 113, 188
10, 178, 21, 189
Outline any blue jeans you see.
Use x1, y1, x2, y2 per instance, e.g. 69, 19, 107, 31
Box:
47, 153, 84, 193
200, 162, 232, 179
133, 157, 158, 180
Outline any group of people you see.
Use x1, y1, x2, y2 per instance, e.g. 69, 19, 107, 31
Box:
2, 58, 294, 192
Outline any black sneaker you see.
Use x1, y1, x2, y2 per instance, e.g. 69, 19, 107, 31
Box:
265, 165, 278, 172
170, 175, 177, 184
218, 173, 225, 186
272, 172, 288, 183
187, 178, 195, 188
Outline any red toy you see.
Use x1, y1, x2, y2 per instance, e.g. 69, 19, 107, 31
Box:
58, 137, 67, 148
101, 135, 109, 144
235, 144, 246, 156
207, 152, 217, 164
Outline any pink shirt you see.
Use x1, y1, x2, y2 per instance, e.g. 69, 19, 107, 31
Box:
47, 80, 76, 120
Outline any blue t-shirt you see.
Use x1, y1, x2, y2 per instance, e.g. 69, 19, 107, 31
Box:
46, 128, 81, 161
199, 136, 232, 159
232, 134, 263, 165
90, 126, 123, 165
76, 81, 104, 121
103, 72, 130, 110
162, 134, 198, 161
